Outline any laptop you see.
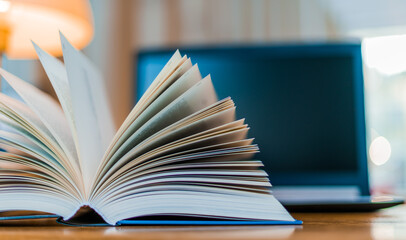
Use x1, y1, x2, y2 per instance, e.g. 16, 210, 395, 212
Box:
135, 43, 403, 211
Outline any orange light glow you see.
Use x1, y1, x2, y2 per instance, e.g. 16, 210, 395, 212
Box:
3, 0, 93, 59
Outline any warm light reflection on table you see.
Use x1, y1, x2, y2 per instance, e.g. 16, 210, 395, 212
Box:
0, 205, 406, 239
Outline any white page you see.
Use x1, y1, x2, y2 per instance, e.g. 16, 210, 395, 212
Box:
0, 134, 79, 190
32, 41, 80, 166
103, 62, 198, 163
102, 57, 192, 163
0, 70, 78, 169
96, 145, 260, 197
117, 105, 237, 170
101, 51, 184, 164
99, 192, 293, 225
135, 103, 237, 155
113, 59, 195, 149
0, 92, 84, 195
0, 130, 57, 165
60, 33, 116, 195
91, 98, 236, 197
136, 123, 250, 164
92, 59, 197, 192
0, 170, 80, 219
99, 172, 270, 204
93, 121, 250, 197
108, 76, 218, 172
0, 112, 60, 162
0, 93, 55, 143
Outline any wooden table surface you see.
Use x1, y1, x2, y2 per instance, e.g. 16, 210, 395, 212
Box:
1, 205, 406, 240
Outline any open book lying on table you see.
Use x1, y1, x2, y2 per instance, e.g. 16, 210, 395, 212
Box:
0, 33, 300, 226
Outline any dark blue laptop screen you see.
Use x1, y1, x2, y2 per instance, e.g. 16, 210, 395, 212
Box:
136, 44, 368, 191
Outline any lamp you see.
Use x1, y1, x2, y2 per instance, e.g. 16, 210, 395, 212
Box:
0, 0, 93, 62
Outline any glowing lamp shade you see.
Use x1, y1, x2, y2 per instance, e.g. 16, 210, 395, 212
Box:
1, 0, 93, 59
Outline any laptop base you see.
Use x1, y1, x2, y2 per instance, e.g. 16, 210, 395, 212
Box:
281, 196, 404, 212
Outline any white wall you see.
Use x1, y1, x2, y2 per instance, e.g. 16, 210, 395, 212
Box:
85, 0, 338, 126
6, 0, 406, 126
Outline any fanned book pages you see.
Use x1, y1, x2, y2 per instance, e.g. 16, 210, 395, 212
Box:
0, 33, 301, 226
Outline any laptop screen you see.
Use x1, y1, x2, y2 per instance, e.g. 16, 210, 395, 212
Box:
136, 43, 369, 195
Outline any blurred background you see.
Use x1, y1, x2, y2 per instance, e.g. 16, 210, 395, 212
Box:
3, 0, 406, 195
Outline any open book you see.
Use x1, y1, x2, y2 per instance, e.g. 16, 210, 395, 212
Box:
0, 33, 300, 226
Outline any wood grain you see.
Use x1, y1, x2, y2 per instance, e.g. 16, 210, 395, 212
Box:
0, 204, 404, 240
